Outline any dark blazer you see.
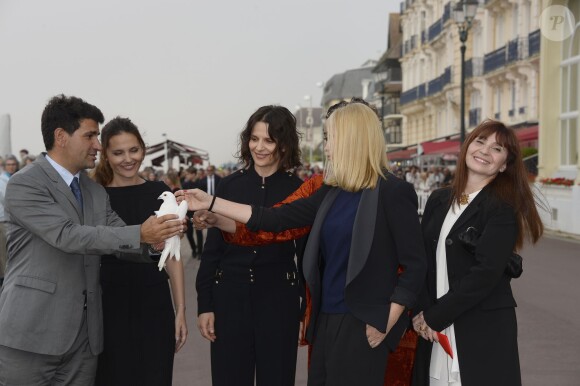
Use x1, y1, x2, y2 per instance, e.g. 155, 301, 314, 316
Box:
195, 175, 222, 194
412, 187, 521, 386
248, 173, 427, 350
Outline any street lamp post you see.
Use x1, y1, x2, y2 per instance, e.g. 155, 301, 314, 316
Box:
453, 0, 478, 144
304, 95, 313, 164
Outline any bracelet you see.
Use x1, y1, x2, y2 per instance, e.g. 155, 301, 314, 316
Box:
208, 195, 217, 212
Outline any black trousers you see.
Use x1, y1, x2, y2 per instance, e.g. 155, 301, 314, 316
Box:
210, 277, 300, 386
308, 313, 390, 386
195, 229, 204, 255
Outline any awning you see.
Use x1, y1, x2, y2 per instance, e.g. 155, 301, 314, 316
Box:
421, 140, 460, 155
514, 125, 538, 142
387, 148, 417, 160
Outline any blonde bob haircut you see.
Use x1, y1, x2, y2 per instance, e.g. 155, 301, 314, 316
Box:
324, 102, 387, 191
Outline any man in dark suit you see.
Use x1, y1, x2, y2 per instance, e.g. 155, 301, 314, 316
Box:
0, 95, 183, 385
193, 164, 221, 256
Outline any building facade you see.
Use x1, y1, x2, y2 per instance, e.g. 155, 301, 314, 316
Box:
373, 14, 404, 152
537, 0, 580, 235
397, 0, 541, 164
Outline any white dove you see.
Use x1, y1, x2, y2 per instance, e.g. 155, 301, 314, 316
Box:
155, 191, 189, 271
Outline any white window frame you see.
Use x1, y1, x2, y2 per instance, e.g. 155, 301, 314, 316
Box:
559, 21, 580, 166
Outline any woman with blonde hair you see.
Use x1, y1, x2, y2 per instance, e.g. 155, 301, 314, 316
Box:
177, 101, 427, 386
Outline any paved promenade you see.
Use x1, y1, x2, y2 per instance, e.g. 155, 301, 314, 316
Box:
173, 234, 580, 386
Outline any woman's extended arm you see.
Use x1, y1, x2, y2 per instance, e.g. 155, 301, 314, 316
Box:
221, 175, 324, 246
165, 258, 188, 352
190, 176, 322, 242
176, 175, 326, 234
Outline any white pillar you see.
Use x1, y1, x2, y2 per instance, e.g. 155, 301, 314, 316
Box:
0, 114, 11, 158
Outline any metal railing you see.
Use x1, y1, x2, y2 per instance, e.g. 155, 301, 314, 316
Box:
529, 29, 540, 56
484, 45, 507, 73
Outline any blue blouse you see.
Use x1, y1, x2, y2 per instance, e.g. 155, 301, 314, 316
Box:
320, 189, 362, 313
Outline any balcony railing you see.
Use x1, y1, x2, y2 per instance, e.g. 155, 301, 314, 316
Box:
374, 68, 402, 84
465, 57, 484, 78
427, 67, 452, 96
401, 83, 426, 105
401, 86, 419, 105
507, 39, 518, 63
484, 45, 506, 73
428, 19, 443, 41
529, 29, 540, 56
443, 2, 451, 23
469, 108, 481, 127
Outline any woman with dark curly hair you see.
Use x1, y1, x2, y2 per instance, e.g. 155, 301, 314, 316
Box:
195, 105, 306, 386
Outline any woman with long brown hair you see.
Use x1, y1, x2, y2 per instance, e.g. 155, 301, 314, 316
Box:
411, 120, 543, 386
91, 117, 187, 386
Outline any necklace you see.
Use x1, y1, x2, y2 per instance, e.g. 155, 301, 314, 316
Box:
459, 192, 469, 205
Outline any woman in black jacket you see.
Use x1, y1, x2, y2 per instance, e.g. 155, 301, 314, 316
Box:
178, 101, 427, 386
195, 106, 305, 386
411, 120, 543, 386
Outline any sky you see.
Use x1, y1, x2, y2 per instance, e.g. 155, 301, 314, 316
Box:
0, 0, 399, 167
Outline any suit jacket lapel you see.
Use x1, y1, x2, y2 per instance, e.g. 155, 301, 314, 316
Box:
345, 184, 378, 286
448, 187, 489, 235
79, 173, 91, 225
38, 155, 83, 221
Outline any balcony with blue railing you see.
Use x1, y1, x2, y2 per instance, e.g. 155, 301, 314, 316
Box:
443, 2, 451, 23
418, 83, 426, 99
484, 45, 506, 74
469, 108, 481, 127
529, 29, 540, 56
507, 39, 518, 63
427, 67, 452, 97
428, 18, 443, 41
401, 86, 419, 105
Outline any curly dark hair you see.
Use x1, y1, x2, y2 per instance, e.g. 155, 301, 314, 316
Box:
41, 94, 104, 150
236, 105, 302, 170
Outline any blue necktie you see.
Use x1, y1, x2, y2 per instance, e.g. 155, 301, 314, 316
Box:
70, 177, 83, 209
